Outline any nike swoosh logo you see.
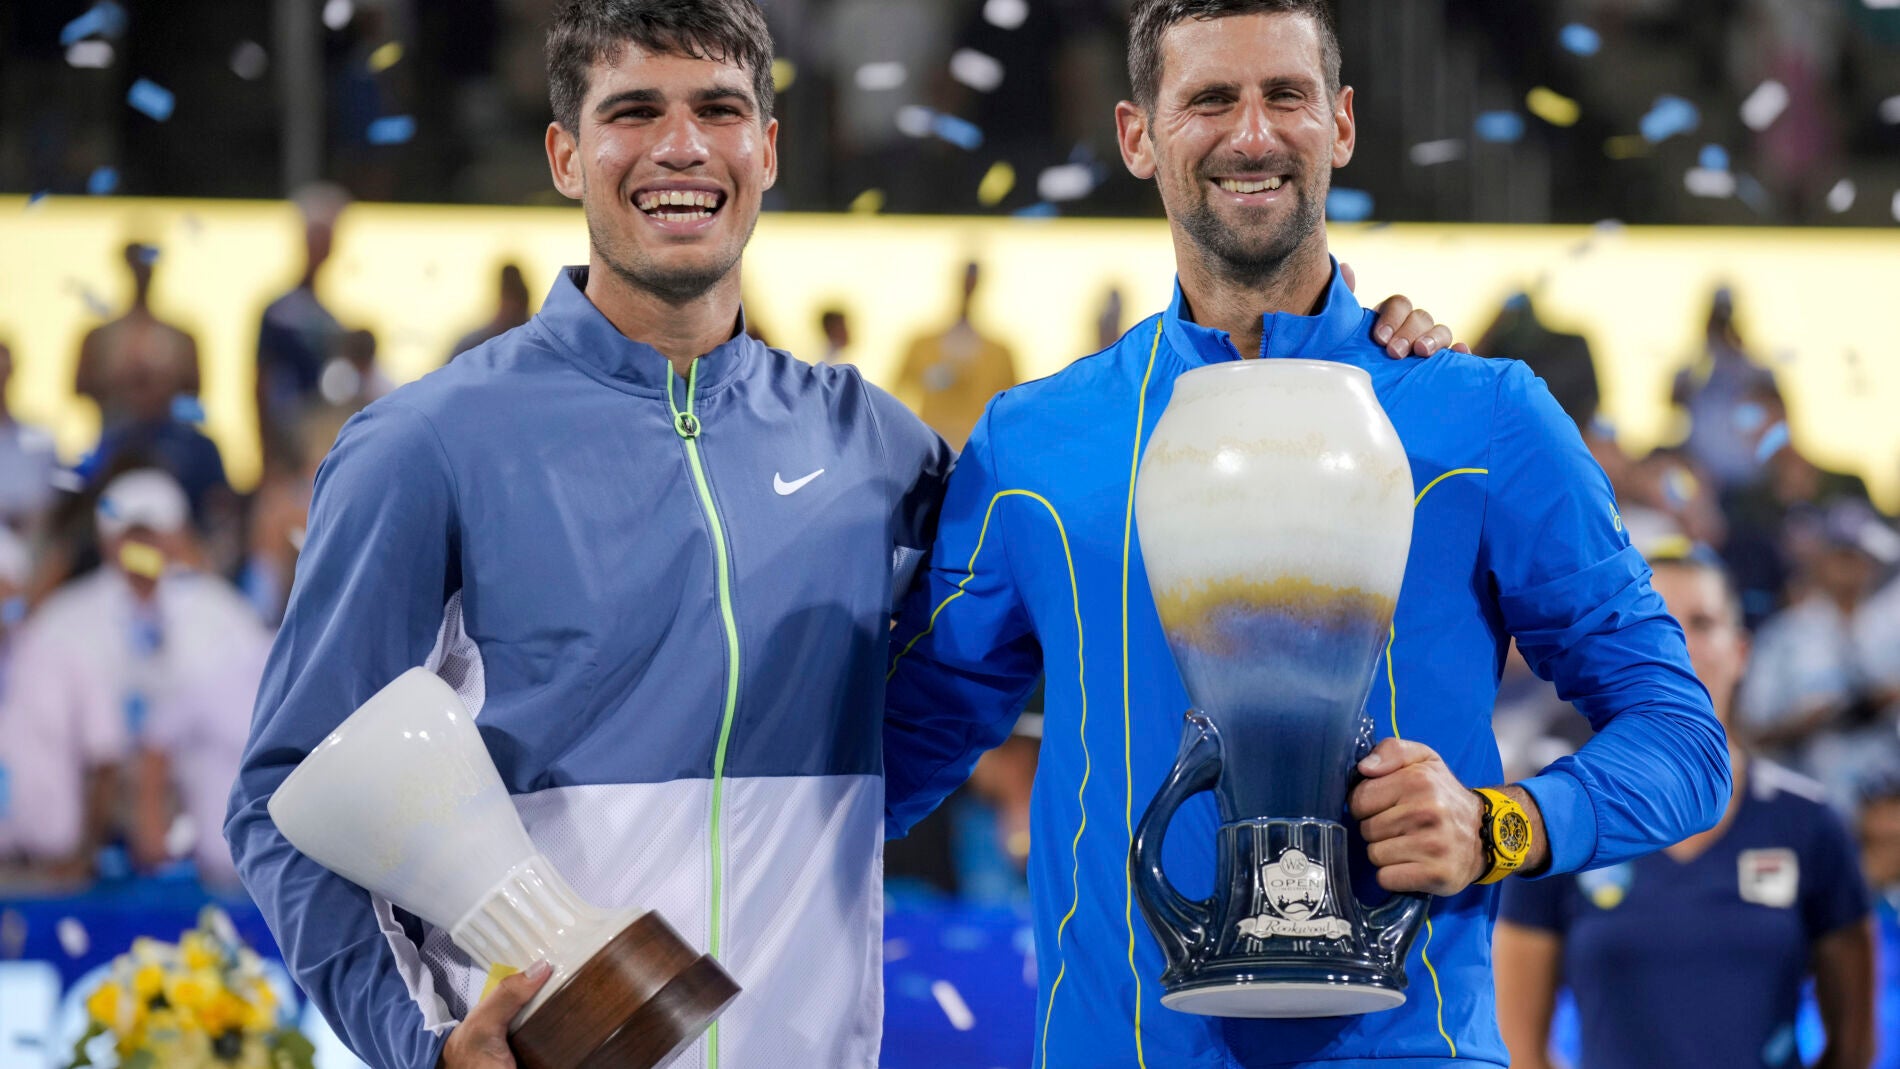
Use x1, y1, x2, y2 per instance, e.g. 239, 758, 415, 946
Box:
774, 468, 825, 495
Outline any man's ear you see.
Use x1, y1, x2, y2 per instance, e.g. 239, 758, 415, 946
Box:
761, 117, 780, 192
1331, 85, 1356, 169
1116, 100, 1156, 180
546, 122, 585, 200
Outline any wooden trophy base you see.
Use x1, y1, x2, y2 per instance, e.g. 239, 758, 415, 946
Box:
511, 911, 741, 1069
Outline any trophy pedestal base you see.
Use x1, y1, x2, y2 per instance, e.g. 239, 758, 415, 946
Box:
511, 911, 741, 1069
1162, 980, 1405, 1018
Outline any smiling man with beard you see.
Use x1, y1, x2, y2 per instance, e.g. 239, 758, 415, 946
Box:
226, 2, 1463, 1068
881, 3, 1731, 1067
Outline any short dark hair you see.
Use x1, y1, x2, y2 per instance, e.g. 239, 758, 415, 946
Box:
1647, 542, 1743, 627
546, 0, 775, 133
1127, 0, 1341, 111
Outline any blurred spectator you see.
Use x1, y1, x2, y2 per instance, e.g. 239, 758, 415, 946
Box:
75, 244, 201, 433
321, 328, 395, 409
0, 338, 58, 534
450, 263, 532, 360
1477, 292, 1601, 428
1861, 783, 1900, 1069
1095, 286, 1125, 352
1739, 501, 1900, 811
83, 336, 231, 526
818, 307, 853, 364
1498, 548, 1874, 1069
895, 261, 1018, 449
1674, 287, 1779, 490
1620, 448, 1729, 552
240, 404, 354, 627
256, 185, 349, 466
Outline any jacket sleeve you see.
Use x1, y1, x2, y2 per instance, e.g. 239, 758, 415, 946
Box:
883, 402, 1043, 838
860, 375, 954, 554
1481, 361, 1731, 876
224, 400, 460, 1069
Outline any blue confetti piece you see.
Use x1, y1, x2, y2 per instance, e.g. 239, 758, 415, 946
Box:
59, 1, 128, 46
1560, 24, 1600, 56
1013, 201, 1059, 218
1756, 421, 1790, 463
134, 244, 160, 266
366, 114, 415, 145
1735, 172, 1770, 215
1326, 187, 1375, 222
27, 190, 49, 206
1589, 416, 1618, 441
87, 166, 119, 196
1733, 401, 1766, 434
1697, 144, 1729, 171
170, 394, 206, 424
896, 972, 933, 1000
1474, 111, 1525, 144
940, 926, 989, 951
1639, 95, 1699, 143
930, 113, 983, 151
126, 78, 175, 122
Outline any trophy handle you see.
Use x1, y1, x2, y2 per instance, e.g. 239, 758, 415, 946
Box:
1130, 710, 1222, 974
1361, 889, 1429, 974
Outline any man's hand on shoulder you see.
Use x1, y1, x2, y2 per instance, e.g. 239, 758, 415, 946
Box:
1349, 738, 1550, 896
439, 962, 551, 1068
1340, 261, 1471, 360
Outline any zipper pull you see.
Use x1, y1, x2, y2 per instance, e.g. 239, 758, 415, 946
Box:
676, 412, 701, 439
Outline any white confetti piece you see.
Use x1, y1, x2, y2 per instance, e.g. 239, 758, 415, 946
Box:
1892, 190, 1900, 223
1037, 162, 1096, 201
984, 0, 1029, 29
1683, 167, 1736, 198
164, 814, 196, 859
895, 105, 935, 138
1881, 96, 1900, 124
66, 40, 113, 68
931, 980, 976, 1031
884, 938, 910, 961
1408, 139, 1464, 166
56, 917, 88, 958
231, 40, 268, 80
322, 0, 354, 31
854, 61, 907, 91
1827, 179, 1856, 213
1740, 80, 1788, 131
950, 48, 1004, 92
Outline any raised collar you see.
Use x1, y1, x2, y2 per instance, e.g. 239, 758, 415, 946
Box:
533, 265, 756, 396
1161, 258, 1367, 368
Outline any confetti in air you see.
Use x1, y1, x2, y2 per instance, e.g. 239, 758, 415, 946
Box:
950, 48, 1005, 93
930, 981, 976, 1031
1603, 134, 1650, 159
984, 0, 1030, 30
1559, 24, 1600, 56
1525, 87, 1579, 127
66, 40, 114, 68
1882, 96, 1900, 124
368, 41, 403, 72
366, 115, 416, 145
1740, 80, 1789, 131
1827, 179, 1856, 213
978, 161, 1016, 205
1892, 190, 1900, 223
931, 113, 984, 150
1639, 95, 1699, 143
1697, 144, 1729, 171
60, 1, 128, 47
322, 0, 354, 31
127, 78, 175, 122
896, 106, 935, 138
1037, 163, 1096, 202
1755, 421, 1791, 463
849, 189, 885, 214
57, 917, 89, 958
1325, 188, 1375, 221
771, 58, 796, 92
1683, 167, 1736, 198
1408, 139, 1464, 166
854, 61, 908, 91
1013, 201, 1058, 218
231, 40, 268, 80
87, 166, 119, 196
171, 395, 206, 424
1474, 111, 1525, 144
26, 191, 50, 208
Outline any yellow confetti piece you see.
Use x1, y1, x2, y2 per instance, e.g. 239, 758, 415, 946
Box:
977, 161, 1015, 206
771, 57, 796, 93
850, 188, 885, 214
480, 963, 519, 1001
368, 41, 403, 73
119, 541, 166, 579
1603, 134, 1650, 160
1526, 86, 1579, 128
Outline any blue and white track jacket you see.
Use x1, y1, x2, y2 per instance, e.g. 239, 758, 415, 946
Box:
227, 267, 950, 1069
883, 264, 1731, 1068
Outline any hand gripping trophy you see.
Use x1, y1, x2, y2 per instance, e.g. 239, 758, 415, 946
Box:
269, 669, 739, 1067
1130, 360, 1428, 1017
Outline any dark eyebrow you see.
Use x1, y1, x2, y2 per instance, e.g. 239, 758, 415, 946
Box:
1181, 80, 1240, 99
592, 88, 663, 117
692, 86, 753, 108
1262, 75, 1320, 94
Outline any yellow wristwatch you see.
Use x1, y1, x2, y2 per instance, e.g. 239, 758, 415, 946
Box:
1473, 787, 1533, 884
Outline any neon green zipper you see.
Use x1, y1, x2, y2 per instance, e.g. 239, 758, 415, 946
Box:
666, 358, 741, 1069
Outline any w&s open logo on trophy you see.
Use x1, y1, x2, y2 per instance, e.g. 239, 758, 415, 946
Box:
1131, 359, 1428, 1017
268, 669, 739, 1067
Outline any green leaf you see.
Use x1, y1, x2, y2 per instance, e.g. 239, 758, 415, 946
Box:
65, 1020, 107, 1068
123, 1051, 158, 1069
271, 1026, 319, 1069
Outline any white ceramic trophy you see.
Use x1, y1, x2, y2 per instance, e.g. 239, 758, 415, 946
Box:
269, 667, 738, 1067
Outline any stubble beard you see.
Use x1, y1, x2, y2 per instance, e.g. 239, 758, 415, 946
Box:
1177, 163, 1327, 289
584, 194, 755, 306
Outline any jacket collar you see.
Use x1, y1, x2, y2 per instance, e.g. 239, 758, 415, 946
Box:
533, 265, 756, 396
1161, 258, 1367, 367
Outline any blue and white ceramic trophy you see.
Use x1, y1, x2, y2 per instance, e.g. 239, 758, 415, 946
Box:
1131, 359, 1427, 1017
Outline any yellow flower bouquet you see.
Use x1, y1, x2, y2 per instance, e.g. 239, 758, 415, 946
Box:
66, 907, 315, 1069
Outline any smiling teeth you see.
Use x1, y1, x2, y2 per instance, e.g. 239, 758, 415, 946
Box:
636, 190, 722, 212
1220, 177, 1284, 193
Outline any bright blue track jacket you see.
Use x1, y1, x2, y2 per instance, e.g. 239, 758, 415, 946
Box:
228, 267, 950, 1069
883, 264, 1731, 1069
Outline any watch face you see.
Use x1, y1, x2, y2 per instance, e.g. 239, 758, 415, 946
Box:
1497, 809, 1531, 857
